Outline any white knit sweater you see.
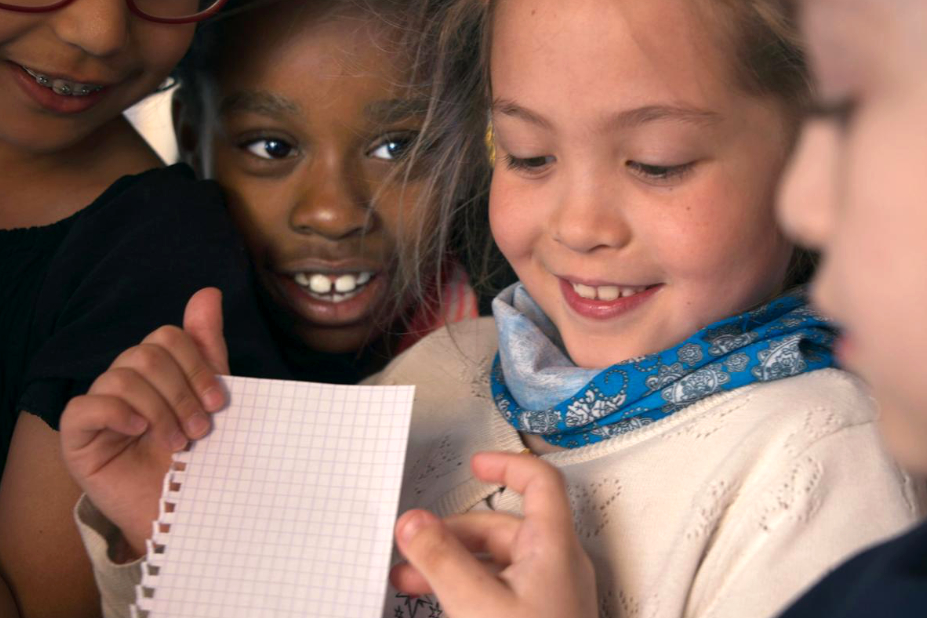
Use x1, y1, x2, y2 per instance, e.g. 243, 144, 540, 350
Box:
77, 317, 926, 618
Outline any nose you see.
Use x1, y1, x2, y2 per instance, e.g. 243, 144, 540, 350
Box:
289, 154, 373, 241
53, 0, 129, 57
551, 171, 632, 253
777, 121, 840, 251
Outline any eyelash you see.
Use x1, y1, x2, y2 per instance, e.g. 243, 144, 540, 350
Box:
505, 154, 555, 174
807, 99, 858, 128
504, 154, 695, 184
626, 161, 695, 182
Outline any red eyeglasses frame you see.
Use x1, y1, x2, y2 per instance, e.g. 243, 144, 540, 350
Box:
0, 0, 229, 24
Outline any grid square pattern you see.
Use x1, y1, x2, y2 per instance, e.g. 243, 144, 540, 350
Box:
134, 376, 415, 618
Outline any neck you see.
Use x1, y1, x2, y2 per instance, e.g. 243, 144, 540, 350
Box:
0, 116, 162, 230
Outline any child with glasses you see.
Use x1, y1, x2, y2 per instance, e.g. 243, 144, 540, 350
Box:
0, 1, 290, 616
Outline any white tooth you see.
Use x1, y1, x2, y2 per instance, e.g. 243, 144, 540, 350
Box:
574, 283, 596, 300
52, 79, 73, 95
309, 274, 332, 294
620, 286, 641, 298
332, 293, 347, 303
334, 274, 357, 293
294, 272, 310, 286
597, 285, 619, 301
356, 272, 372, 285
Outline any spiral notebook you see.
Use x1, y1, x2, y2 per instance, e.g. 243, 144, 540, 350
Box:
132, 376, 416, 618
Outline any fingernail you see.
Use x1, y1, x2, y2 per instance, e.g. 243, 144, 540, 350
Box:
128, 414, 148, 434
201, 386, 224, 412
169, 430, 188, 452
399, 511, 434, 545
185, 413, 210, 438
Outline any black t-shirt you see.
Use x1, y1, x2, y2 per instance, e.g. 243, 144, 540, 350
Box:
778, 521, 927, 617
0, 164, 291, 473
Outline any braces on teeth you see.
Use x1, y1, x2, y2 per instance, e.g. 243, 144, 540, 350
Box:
22, 67, 103, 96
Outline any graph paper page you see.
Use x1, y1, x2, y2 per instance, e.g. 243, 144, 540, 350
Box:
133, 376, 415, 618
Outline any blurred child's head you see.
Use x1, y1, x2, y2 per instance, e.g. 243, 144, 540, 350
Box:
0, 1, 207, 154
174, 0, 462, 355
778, 0, 927, 471
436, 0, 812, 368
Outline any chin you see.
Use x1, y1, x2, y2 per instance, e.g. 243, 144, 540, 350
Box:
563, 336, 640, 369
295, 324, 379, 355
1, 123, 89, 155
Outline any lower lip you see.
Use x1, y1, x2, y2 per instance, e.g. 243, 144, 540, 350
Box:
277, 273, 388, 327
8, 62, 109, 115
560, 279, 661, 320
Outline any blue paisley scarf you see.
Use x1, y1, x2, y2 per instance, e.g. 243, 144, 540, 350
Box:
490, 283, 836, 448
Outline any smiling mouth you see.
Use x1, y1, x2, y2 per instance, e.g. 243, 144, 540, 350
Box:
291, 271, 375, 303
569, 281, 653, 301
20, 65, 104, 97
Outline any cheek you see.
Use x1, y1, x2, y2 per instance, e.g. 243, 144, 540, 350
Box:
489, 175, 535, 265
836, 100, 927, 357
777, 122, 841, 251
134, 24, 195, 83
374, 182, 423, 261
654, 181, 788, 293
215, 169, 284, 249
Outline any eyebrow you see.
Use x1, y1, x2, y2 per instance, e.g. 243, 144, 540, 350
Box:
363, 98, 430, 124
220, 91, 301, 118
491, 98, 723, 131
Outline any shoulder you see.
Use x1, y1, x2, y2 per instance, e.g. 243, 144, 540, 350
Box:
726, 368, 879, 452
368, 317, 497, 388
48, 164, 245, 287
664, 368, 883, 476
746, 367, 875, 417
558, 368, 878, 464
74, 164, 228, 234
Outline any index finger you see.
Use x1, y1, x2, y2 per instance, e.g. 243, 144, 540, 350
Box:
142, 324, 226, 412
470, 452, 574, 536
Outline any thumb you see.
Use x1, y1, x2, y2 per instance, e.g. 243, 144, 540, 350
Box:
183, 287, 230, 374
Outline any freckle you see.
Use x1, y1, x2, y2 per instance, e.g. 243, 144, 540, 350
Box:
531, 8, 537, 15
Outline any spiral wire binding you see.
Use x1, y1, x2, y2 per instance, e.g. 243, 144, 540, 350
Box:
130, 450, 192, 618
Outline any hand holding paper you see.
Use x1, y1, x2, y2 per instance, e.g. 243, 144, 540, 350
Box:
60, 288, 229, 557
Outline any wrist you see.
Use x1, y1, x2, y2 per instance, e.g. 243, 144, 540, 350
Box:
111, 530, 145, 564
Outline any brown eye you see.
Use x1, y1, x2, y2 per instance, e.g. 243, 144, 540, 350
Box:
244, 138, 297, 160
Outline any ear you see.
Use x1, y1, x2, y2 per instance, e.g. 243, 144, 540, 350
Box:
172, 91, 204, 177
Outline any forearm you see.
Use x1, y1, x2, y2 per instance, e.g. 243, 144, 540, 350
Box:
0, 413, 101, 618
0, 576, 20, 617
